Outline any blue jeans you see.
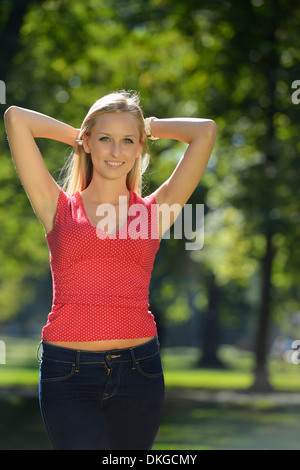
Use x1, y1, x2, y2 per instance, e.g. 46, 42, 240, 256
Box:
37, 337, 165, 450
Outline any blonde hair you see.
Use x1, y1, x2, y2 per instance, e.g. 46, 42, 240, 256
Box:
60, 91, 150, 195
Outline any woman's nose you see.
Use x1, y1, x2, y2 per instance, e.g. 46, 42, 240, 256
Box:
110, 142, 122, 157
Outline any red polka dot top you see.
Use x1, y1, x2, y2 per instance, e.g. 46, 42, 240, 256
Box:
41, 188, 160, 342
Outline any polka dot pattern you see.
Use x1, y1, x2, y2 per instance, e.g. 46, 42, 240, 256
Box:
41, 189, 160, 341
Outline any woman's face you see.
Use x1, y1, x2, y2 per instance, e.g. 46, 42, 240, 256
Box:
83, 112, 143, 182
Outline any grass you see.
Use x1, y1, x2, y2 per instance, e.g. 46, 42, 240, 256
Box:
0, 396, 52, 450
0, 335, 40, 387
1, 335, 300, 391
161, 345, 300, 392
154, 404, 300, 450
1, 335, 300, 449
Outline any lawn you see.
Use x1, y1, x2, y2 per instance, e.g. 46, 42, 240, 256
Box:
1, 335, 300, 450
2, 335, 300, 391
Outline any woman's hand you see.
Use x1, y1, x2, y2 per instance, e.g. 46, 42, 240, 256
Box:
4, 106, 79, 233
149, 116, 217, 238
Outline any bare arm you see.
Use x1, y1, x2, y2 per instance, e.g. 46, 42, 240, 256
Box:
148, 117, 217, 237
4, 106, 79, 233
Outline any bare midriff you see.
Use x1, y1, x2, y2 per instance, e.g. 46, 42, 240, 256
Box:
44, 336, 156, 351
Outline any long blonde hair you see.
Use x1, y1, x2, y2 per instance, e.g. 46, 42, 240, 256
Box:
60, 91, 150, 195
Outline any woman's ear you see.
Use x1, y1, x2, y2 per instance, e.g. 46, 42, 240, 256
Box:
82, 133, 91, 154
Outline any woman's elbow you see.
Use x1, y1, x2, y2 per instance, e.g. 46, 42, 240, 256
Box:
195, 119, 218, 143
4, 105, 19, 122
206, 119, 218, 137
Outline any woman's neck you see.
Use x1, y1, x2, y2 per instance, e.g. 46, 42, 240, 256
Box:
81, 178, 130, 205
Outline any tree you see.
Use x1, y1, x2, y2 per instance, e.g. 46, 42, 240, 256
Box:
173, 0, 300, 389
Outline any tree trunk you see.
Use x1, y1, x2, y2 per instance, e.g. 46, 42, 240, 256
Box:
248, 231, 275, 392
248, 4, 279, 392
0, 0, 32, 82
197, 275, 226, 369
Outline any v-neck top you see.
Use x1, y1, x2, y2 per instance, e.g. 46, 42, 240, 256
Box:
77, 190, 133, 236
41, 188, 160, 341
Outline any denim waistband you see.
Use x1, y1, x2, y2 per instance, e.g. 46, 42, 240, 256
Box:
37, 336, 160, 364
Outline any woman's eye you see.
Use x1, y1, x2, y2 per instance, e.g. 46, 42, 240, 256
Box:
124, 138, 134, 144
99, 136, 109, 142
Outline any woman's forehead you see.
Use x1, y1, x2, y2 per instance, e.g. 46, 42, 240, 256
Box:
92, 112, 140, 135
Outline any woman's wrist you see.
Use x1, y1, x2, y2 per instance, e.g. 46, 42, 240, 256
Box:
144, 117, 217, 144
144, 117, 159, 140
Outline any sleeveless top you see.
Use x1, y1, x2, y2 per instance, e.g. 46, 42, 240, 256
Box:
41, 188, 160, 341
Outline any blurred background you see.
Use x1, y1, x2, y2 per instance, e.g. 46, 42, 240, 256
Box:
1, 0, 300, 450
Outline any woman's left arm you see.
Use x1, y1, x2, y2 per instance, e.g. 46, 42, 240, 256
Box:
149, 117, 217, 209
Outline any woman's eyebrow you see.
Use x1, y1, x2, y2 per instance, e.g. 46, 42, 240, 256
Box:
96, 132, 136, 137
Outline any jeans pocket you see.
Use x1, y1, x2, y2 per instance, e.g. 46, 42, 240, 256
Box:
40, 358, 75, 383
135, 352, 163, 378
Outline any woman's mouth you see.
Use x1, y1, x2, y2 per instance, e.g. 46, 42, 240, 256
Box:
105, 161, 125, 168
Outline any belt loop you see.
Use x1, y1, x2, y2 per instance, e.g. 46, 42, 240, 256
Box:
75, 350, 80, 373
36, 341, 43, 363
130, 348, 137, 370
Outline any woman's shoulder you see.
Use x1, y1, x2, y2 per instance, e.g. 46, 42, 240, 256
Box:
55, 187, 75, 206
133, 191, 157, 208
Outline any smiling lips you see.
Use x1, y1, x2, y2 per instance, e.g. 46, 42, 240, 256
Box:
105, 161, 125, 168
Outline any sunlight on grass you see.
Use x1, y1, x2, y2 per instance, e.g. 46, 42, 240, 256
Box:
164, 369, 253, 389
1, 337, 300, 392
162, 345, 300, 392
0, 336, 40, 387
0, 368, 38, 387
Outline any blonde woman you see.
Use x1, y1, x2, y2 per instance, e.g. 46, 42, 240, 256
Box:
4, 91, 217, 450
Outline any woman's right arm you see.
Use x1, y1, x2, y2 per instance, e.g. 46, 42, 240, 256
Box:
4, 106, 79, 233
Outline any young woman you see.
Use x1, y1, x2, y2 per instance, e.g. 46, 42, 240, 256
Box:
4, 91, 217, 450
